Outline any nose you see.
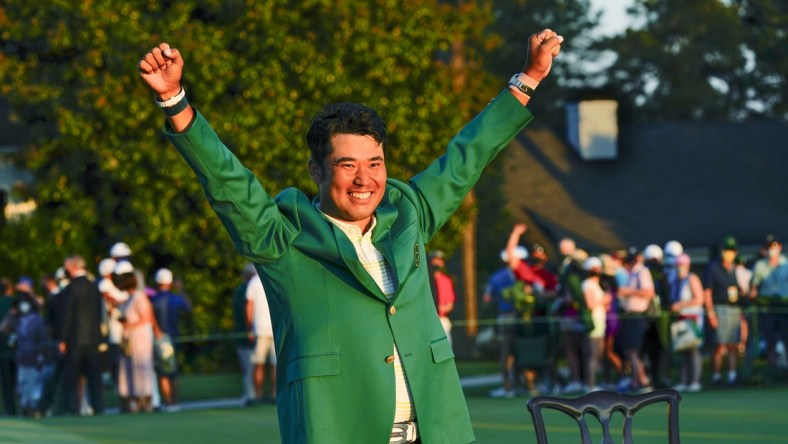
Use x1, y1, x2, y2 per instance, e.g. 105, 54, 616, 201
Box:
352, 165, 371, 185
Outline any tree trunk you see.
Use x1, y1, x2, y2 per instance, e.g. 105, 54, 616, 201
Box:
451, 32, 478, 337
461, 191, 478, 337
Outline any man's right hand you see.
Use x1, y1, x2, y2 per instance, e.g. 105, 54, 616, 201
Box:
512, 223, 527, 237
138, 43, 184, 100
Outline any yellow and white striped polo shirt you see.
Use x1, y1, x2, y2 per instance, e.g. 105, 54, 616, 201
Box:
321, 212, 416, 423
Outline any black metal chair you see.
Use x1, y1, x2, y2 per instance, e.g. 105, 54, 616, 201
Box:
527, 389, 682, 444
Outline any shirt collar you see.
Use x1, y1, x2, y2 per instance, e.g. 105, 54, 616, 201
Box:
315, 203, 377, 238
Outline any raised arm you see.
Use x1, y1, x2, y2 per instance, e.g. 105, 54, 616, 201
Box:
138, 43, 194, 132
505, 224, 528, 270
137, 43, 298, 262
508, 29, 564, 106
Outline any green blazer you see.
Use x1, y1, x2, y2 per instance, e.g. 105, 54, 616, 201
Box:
166, 90, 533, 443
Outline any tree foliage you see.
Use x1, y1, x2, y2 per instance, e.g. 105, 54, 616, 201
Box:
3, 0, 784, 352
485, 0, 603, 126
0, 0, 494, 342
600, 0, 787, 122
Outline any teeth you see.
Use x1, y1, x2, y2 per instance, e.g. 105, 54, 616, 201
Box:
350, 192, 372, 200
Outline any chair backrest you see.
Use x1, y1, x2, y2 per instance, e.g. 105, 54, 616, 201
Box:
527, 389, 681, 444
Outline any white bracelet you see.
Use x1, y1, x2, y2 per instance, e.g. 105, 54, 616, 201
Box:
155, 87, 186, 108
508, 73, 539, 97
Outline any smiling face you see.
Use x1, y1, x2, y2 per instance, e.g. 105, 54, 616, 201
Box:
310, 133, 387, 232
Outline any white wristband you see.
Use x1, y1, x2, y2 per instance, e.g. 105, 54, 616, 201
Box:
155, 87, 186, 108
508, 73, 539, 97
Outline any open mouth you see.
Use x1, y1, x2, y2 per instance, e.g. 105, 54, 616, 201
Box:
349, 192, 373, 200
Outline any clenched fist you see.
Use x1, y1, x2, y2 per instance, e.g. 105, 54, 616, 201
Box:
138, 42, 184, 100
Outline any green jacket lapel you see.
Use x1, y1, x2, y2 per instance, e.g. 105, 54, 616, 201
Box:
371, 202, 404, 294
330, 223, 390, 303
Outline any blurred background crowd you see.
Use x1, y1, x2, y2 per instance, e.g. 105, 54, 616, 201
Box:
479, 226, 788, 398
0, 242, 194, 418
2, 229, 787, 419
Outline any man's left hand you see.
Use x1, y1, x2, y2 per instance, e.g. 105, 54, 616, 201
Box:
522, 29, 564, 82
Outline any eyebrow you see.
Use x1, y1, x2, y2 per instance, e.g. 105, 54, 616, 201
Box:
330, 155, 385, 164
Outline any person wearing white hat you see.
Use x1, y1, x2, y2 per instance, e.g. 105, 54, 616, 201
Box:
150, 267, 192, 411
96, 257, 127, 397
110, 242, 132, 260
643, 244, 663, 262
643, 244, 671, 389
663, 241, 683, 264
99, 259, 117, 278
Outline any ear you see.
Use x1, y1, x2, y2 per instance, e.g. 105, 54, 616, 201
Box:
308, 159, 323, 184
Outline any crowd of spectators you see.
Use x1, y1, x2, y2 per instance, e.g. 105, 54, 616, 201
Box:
483, 226, 788, 398
0, 242, 191, 418
3, 231, 786, 416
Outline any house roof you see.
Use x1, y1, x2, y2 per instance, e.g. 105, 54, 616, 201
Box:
499, 119, 788, 259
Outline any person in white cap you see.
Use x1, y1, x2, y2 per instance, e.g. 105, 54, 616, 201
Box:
663, 240, 684, 268
150, 267, 191, 411
642, 244, 671, 389
109, 242, 150, 296
109, 242, 132, 261
97, 258, 126, 395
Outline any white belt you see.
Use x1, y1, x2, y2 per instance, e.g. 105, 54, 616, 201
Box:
390, 421, 418, 443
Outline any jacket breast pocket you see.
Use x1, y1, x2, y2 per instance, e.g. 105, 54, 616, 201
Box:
286, 352, 341, 384
430, 337, 455, 363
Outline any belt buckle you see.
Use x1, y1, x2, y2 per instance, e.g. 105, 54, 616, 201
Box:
390, 421, 417, 443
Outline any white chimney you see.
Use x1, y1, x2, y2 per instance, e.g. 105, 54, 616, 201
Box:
566, 100, 618, 160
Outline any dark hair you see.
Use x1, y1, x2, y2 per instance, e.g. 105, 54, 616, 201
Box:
306, 102, 387, 171
113, 272, 137, 292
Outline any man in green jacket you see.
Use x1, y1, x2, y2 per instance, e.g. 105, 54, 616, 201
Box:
138, 29, 563, 444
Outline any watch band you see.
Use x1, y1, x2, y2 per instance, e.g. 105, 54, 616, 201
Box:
508, 73, 538, 97
155, 87, 188, 116
155, 87, 186, 108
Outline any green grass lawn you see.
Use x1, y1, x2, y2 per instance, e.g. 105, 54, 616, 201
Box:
1, 366, 787, 443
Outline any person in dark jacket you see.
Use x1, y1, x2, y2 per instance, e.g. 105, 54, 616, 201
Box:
57, 255, 105, 415
13, 293, 48, 418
